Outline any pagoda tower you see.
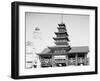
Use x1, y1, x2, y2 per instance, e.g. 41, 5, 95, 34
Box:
48, 15, 71, 55
46, 20, 71, 67
52, 22, 71, 53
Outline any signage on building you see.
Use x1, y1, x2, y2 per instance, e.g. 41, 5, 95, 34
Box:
54, 55, 66, 59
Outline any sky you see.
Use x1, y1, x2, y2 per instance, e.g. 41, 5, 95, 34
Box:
25, 12, 90, 53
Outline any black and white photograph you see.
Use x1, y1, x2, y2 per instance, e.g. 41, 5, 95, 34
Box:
11, 2, 97, 79
25, 13, 90, 69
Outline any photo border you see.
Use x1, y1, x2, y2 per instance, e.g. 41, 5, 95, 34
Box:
11, 1, 98, 79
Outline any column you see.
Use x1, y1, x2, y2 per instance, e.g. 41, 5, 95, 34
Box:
84, 54, 87, 65
51, 55, 55, 67
75, 54, 78, 66
39, 56, 43, 67
66, 55, 68, 66
38, 56, 41, 68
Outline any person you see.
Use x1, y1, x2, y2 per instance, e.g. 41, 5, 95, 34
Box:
33, 61, 37, 68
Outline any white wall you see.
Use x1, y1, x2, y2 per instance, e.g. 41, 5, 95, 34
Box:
0, 0, 99, 81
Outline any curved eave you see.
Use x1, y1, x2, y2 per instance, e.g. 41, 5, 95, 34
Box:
37, 51, 88, 55
57, 27, 66, 30
55, 32, 69, 36
55, 41, 69, 45
58, 23, 66, 27
53, 37, 70, 41
48, 45, 71, 49
37, 52, 69, 55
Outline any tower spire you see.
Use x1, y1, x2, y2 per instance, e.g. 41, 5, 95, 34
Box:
61, 15, 63, 24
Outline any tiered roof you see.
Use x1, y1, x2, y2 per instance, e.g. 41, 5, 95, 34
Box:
52, 23, 71, 50
37, 46, 89, 55
37, 23, 89, 55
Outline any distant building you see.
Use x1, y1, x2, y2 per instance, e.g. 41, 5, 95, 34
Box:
37, 23, 89, 67
25, 41, 34, 68
25, 41, 41, 68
